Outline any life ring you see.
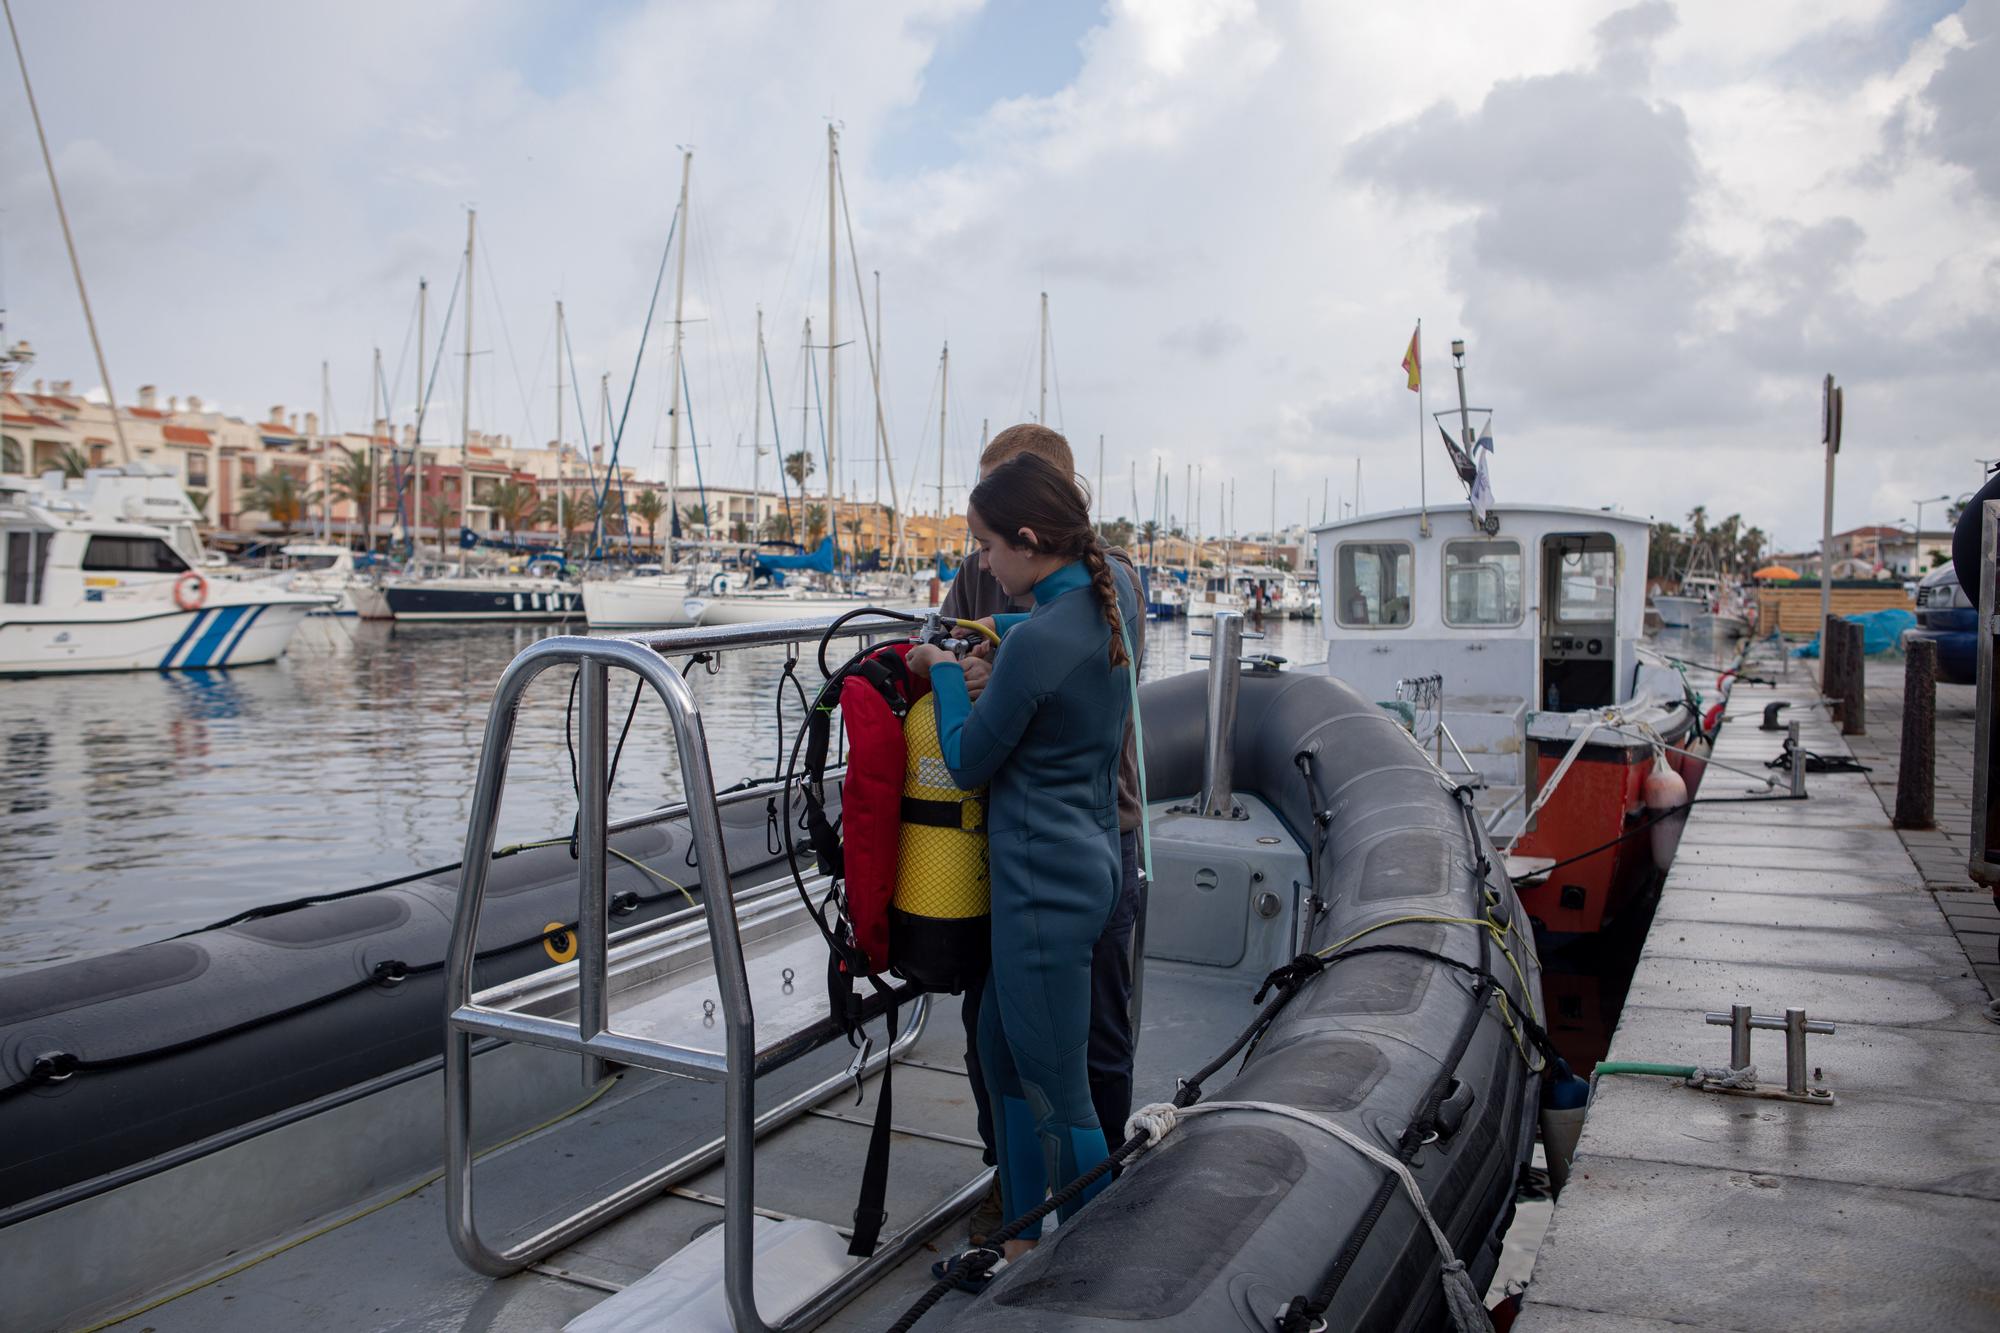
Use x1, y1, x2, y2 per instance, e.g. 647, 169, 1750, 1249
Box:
173, 571, 209, 611
708, 571, 733, 595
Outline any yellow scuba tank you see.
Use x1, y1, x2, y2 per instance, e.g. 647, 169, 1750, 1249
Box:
889, 692, 990, 992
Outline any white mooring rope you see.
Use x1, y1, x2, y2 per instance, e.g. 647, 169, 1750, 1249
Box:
1125, 1101, 1495, 1333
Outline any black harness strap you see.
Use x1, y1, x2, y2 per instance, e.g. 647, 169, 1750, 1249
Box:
847, 1001, 898, 1257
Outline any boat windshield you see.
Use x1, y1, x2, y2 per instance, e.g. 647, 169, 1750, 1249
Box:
289, 555, 340, 571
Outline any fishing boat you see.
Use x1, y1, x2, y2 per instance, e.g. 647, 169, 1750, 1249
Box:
1314, 502, 1708, 943
0, 469, 326, 674
1143, 567, 1186, 619
1652, 543, 1718, 630
1185, 573, 1244, 619
0, 611, 1545, 1331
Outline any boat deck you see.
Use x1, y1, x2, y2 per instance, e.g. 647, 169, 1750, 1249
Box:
1515, 668, 2000, 1331
100, 949, 1261, 1332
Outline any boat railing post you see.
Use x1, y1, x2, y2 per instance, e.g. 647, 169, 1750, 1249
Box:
1787, 720, 1807, 798
1196, 611, 1245, 817
577, 657, 610, 1086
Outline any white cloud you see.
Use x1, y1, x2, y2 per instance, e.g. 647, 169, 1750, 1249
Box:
0, 0, 1990, 551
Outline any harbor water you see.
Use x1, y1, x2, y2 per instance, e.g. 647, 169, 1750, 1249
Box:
0, 611, 1333, 973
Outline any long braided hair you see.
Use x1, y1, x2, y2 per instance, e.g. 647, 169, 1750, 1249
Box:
968, 453, 1129, 667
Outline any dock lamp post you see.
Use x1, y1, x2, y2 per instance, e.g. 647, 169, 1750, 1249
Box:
1913, 494, 1950, 568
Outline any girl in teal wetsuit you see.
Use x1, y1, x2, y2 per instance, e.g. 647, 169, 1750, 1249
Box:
906, 453, 1141, 1270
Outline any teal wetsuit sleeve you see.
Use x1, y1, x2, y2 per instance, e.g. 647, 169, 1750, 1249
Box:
930, 655, 1040, 790
993, 612, 1030, 636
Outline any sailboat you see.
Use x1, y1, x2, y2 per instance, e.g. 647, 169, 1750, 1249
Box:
385, 211, 582, 624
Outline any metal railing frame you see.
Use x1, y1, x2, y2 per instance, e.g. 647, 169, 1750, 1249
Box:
443, 614, 980, 1331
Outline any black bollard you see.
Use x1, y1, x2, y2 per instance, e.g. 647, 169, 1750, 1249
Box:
1839, 618, 1866, 737
1823, 615, 1848, 725
1894, 638, 1936, 829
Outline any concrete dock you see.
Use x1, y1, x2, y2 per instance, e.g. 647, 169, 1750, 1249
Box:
1516, 667, 2000, 1332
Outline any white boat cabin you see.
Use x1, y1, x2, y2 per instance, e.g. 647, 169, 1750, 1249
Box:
1313, 504, 1649, 708
1312, 504, 1683, 832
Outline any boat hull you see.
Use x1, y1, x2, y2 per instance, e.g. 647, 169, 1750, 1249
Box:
581, 577, 693, 627
1511, 716, 1707, 941
384, 583, 582, 622
0, 599, 318, 675
1652, 594, 1703, 628
691, 594, 901, 625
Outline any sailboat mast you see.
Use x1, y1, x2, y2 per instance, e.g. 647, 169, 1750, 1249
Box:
1184, 464, 1192, 576
826, 125, 839, 566
666, 149, 692, 567
873, 270, 882, 510
319, 359, 331, 542
938, 342, 949, 526
1095, 434, 1105, 531
458, 207, 475, 574
369, 345, 381, 553
413, 278, 426, 558
1038, 291, 1049, 424
751, 306, 764, 548
554, 300, 565, 546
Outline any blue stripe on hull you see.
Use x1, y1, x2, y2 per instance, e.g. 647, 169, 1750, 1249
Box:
183, 605, 246, 667
217, 604, 269, 665
159, 610, 209, 669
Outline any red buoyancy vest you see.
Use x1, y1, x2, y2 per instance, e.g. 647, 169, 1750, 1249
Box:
836, 644, 929, 973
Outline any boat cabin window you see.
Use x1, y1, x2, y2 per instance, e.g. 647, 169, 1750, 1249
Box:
1442, 538, 1523, 627
4, 530, 51, 604
288, 554, 340, 571
1335, 541, 1413, 628
81, 535, 191, 574
1556, 547, 1618, 622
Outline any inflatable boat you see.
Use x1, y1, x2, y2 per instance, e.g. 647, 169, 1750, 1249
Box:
0, 615, 1544, 1333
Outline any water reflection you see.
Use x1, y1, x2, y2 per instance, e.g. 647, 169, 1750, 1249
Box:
0, 612, 1331, 970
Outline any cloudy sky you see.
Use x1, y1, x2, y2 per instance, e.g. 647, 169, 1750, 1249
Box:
1, 0, 1992, 550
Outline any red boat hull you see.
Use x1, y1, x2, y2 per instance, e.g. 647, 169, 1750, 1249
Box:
1514, 721, 1708, 941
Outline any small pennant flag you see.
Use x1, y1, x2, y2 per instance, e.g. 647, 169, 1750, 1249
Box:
1471, 455, 1495, 525
1437, 423, 1478, 486
1401, 325, 1421, 391
1475, 420, 1494, 454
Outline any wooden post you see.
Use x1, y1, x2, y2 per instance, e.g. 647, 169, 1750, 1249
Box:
1895, 637, 1936, 829
1839, 618, 1866, 737
1823, 614, 1847, 723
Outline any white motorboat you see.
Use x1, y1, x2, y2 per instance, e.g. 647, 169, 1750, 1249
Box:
581, 569, 697, 628
687, 587, 913, 626
1, 472, 326, 674
271, 543, 368, 616
1185, 578, 1243, 619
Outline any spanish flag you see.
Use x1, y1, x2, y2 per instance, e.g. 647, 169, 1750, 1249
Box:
1401, 324, 1421, 392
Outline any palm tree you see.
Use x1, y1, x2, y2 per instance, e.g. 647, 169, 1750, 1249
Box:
327, 451, 375, 546
804, 503, 828, 545
731, 519, 749, 543
783, 450, 816, 490
55, 445, 91, 479
763, 511, 794, 542
485, 479, 541, 536
184, 489, 211, 521
623, 489, 663, 553
243, 469, 316, 535
1139, 519, 1160, 545
680, 503, 710, 542
423, 494, 457, 562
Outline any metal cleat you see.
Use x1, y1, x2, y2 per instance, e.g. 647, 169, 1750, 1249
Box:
1695, 1003, 1836, 1105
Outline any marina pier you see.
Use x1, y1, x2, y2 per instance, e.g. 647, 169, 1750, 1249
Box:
1517, 657, 2000, 1331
